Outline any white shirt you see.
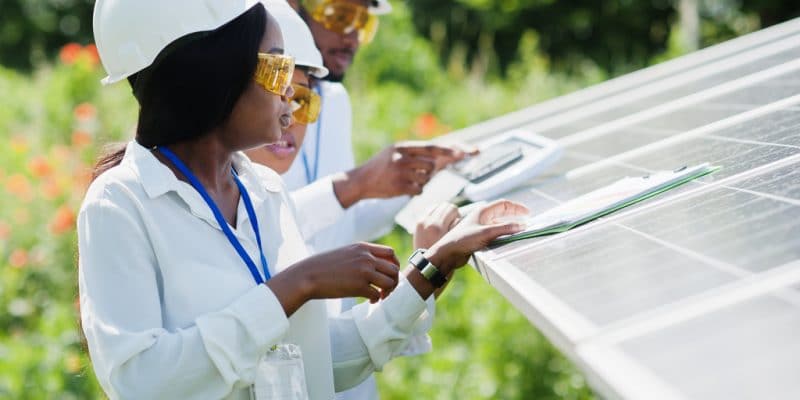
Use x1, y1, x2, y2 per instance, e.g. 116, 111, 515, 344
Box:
282, 81, 427, 400
78, 141, 433, 400
284, 81, 409, 249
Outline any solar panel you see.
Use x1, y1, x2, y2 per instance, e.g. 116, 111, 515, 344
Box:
445, 16, 800, 400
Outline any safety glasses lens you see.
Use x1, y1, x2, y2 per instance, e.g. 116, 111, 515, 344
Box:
254, 53, 295, 96
290, 84, 321, 124
309, 2, 378, 44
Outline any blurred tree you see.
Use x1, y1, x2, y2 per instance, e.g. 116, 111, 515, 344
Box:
0, 0, 95, 70
405, 0, 800, 75
1, 0, 800, 74
742, 0, 800, 26
406, 0, 675, 75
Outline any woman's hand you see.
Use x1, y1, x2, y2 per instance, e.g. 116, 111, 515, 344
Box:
413, 202, 461, 250
267, 243, 400, 316
425, 200, 529, 273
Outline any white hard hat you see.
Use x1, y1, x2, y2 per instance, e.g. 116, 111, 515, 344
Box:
94, 0, 266, 85
263, 0, 328, 78
369, 0, 392, 15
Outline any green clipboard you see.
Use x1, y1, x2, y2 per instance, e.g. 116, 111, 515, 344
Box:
491, 163, 721, 246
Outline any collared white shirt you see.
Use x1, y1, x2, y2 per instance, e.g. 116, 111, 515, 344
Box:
78, 141, 432, 400
282, 81, 429, 400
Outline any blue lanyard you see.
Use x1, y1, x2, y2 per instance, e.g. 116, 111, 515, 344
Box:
158, 147, 271, 284
301, 83, 323, 184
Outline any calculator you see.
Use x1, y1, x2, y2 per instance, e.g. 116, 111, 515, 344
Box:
452, 140, 525, 183
455, 130, 562, 201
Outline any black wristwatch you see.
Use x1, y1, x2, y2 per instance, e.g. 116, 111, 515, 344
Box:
408, 249, 447, 288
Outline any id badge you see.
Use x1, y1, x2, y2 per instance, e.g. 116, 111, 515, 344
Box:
252, 343, 309, 400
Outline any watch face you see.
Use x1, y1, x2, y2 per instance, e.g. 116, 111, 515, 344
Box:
409, 249, 428, 265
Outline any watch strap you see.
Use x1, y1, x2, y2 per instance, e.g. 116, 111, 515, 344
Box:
409, 249, 447, 288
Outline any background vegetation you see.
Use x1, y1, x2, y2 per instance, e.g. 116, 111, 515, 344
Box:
0, 0, 798, 398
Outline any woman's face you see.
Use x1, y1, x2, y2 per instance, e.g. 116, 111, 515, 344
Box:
245, 69, 311, 174
224, 11, 294, 151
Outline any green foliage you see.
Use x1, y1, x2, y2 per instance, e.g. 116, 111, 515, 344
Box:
0, 0, 95, 70
0, 52, 134, 399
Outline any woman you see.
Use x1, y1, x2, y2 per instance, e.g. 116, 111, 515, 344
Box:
80, 1, 528, 399
244, 0, 323, 176
242, 8, 446, 399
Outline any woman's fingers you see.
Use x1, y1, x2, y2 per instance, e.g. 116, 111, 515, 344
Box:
482, 221, 526, 240
360, 285, 382, 304
360, 242, 399, 266
365, 266, 398, 297
371, 255, 400, 280
435, 203, 460, 229
478, 200, 530, 224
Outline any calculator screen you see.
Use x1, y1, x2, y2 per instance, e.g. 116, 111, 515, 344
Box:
453, 138, 539, 183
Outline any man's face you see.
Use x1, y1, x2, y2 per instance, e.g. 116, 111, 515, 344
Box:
304, 0, 371, 82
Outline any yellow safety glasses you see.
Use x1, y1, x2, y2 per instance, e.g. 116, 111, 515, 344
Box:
254, 53, 295, 96
290, 84, 321, 124
305, 0, 379, 44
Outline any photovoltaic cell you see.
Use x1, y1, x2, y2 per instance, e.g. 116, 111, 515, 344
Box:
620, 136, 800, 179
543, 153, 604, 175
709, 109, 800, 146
728, 162, 800, 200
568, 129, 673, 158
619, 294, 800, 399
617, 188, 800, 273
705, 82, 800, 109
504, 224, 737, 326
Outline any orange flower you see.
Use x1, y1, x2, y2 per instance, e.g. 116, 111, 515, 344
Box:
41, 178, 62, 200
73, 167, 93, 191
74, 102, 97, 122
51, 145, 72, 163
9, 249, 28, 269
28, 156, 53, 178
50, 206, 77, 235
413, 113, 449, 139
59, 43, 83, 65
5, 174, 32, 199
82, 44, 100, 66
0, 221, 10, 240
72, 130, 93, 147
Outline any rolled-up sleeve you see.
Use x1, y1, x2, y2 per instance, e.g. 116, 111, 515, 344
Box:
78, 196, 290, 400
327, 277, 435, 392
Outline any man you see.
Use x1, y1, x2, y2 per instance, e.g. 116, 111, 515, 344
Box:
281, 1, 467, 399
284, 0, 466, 249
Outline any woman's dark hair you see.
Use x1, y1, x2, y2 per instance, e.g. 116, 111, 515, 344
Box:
91, 4, 268, 180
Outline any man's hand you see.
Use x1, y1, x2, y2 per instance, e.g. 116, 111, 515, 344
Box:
332, 142, 470, 208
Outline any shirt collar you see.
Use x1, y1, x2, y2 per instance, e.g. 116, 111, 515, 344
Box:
122, 141, 283, 200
